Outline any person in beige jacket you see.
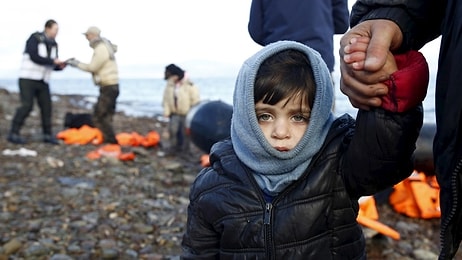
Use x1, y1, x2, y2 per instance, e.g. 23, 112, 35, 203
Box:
67, 26, 119, 144
162, 64, 200, 155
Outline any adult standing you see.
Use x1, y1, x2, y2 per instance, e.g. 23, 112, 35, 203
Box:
67, 26, 119, 144
162, 64, 200, 156
248, 0, 349, 74
338, 1, 460, 259
7, 19, 66, 144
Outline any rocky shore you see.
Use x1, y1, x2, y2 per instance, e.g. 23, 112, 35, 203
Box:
0, 88, 459, 259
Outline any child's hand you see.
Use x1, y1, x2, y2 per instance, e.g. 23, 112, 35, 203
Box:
343, 36, 370, 70
344, 36, 398, 78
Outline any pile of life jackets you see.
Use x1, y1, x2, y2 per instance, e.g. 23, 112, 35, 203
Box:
56, 125, 160, 161
358, 170, 440, 240
389, 171, 440, 219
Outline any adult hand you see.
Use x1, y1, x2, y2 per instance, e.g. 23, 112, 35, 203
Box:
53, 59, 67, 69
339, 19, 403, 110
53, 58, 65, 65
66, 58, 80, 67
58, 62, 67, 69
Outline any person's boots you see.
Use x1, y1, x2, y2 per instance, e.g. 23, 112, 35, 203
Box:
43, 134, 60, 145
7, 122, 26, 144
7, 132, 26, 144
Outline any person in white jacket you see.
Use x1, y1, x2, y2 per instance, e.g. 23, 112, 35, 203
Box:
8, 19, 66, 145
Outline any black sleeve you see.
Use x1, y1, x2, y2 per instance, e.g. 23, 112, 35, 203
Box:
53, 43, 63, 71
25, 33, 55, 66
350, 0, 446, 51
342, 105, 423, 198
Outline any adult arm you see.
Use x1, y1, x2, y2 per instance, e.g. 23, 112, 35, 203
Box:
248, 0, 265, 46
350, 0, 444, 51
76, 44, 108, 73
26, 33, 55, 66
53, 45, 65, 71
332, 0, 350, 34
339, 1, 445, 109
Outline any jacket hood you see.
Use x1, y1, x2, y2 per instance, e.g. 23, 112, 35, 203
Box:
90, 37, 117, 59
229, 40, 334, 195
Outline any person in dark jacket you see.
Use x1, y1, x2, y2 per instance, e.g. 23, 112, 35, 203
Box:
248, 0, 349, 73
338, 1, 459, 258
7, 19, 66, 144
181, 40, 427, 259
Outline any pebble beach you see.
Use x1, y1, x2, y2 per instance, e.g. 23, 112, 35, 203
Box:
0, 88, 460, 259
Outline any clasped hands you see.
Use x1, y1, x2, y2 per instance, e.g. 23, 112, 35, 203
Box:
52, 57, 81, 69
65, 58, 81, 67
339, 19, 404, 110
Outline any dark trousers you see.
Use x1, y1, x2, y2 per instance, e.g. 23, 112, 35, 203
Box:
169, 114, 190, 152
10, 78, 53, 135
94, 84, 119, 144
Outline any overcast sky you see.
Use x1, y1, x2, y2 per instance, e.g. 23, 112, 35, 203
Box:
0, 0, 440, 79
0, 0, 265, 78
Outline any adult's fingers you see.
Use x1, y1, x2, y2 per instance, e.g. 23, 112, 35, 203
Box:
339, 62, 388, 109
364, 20, 403, 71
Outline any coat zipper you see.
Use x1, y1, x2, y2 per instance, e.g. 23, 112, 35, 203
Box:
439, 157, 462, 259
264, 202, 273, 260
259, 121, 347, 259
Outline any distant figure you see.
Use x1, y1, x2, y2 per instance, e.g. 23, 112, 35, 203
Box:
248, 0, 349, 73
67, 26, 119, 144
162, 64, 200, 156
7, 19, 66, 145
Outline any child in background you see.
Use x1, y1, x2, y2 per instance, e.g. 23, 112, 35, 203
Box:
161, 64, 200, 156
182, 41, 428, 259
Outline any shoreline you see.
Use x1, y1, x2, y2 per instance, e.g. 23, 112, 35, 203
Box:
0, 87, 160, 136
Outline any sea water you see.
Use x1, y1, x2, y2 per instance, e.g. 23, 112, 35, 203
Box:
0, 76, 436, 124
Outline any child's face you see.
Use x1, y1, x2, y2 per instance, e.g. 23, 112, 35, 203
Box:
255, 96, 311, 151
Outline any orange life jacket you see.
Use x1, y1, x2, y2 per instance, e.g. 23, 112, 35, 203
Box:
389, 171, 440, 219
56, 125, 103, 145
357, 196, 400, 240
86, 144, 135, 161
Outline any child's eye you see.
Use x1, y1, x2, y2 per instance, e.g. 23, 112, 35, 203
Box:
257, 113, 272, 121
292, 114, 310, 122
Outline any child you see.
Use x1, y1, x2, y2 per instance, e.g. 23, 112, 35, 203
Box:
182, 40, 428, 259
162, 64, 200, 155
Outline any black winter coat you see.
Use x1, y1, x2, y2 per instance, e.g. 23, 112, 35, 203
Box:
351, 1, 461, 258
182, 107, 423, 260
